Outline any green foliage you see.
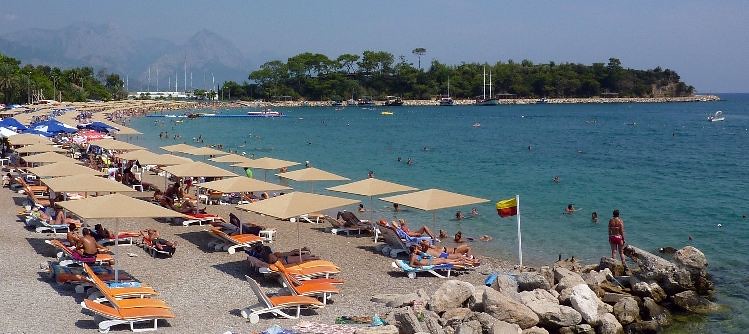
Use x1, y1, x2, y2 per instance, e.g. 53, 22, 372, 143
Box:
248, 52, 695, 101
0, 52, 124, 104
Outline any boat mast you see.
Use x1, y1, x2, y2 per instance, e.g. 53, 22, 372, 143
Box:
483, 66, 486, 100
489, 68, 493, 99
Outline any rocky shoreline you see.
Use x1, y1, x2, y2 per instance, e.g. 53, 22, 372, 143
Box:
365, 244, 715, 334
242, 95, 720, 108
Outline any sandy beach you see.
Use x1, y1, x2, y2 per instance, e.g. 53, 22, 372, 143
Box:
0, 168, 505, 333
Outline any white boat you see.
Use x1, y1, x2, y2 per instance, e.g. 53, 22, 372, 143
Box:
439, 76, 455, 106
247, 109, 284, 118
707, 110, 725, 122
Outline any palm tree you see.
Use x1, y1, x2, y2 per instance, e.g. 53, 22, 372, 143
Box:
412, 48, 427, 70
0, 64, 18, 103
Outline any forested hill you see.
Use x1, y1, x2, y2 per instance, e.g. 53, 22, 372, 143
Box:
232, 52, 695, 101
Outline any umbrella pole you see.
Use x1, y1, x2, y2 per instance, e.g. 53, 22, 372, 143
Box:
433, 211, 437, 239
115, 218, 120, 282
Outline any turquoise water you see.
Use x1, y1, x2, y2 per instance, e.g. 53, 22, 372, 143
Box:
127, 94, 749, 333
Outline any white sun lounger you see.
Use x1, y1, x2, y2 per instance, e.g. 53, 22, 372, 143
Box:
240, 275, 324, 324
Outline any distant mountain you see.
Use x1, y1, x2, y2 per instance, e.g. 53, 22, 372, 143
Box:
0, 22, 251, 90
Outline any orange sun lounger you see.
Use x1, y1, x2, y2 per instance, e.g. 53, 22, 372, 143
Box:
80, 299, 175, 333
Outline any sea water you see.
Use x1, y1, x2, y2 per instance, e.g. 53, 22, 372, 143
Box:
128, 94, 749, 333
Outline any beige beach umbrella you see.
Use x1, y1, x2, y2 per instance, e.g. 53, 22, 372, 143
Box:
209, 153, 253, 164
379, 188, 489, 230
8, 133, 52, 146
0, 110, 18, 117
161, 161, 236, 178
232, 157, 299, 181
161, 143, 198, 154
42, 174, 135, 194
22, 152, 81, 165
15, 144, 66, 154
237, 192, 359, 258
90, 139, 145, 151
276, 167, 349, 193
184, 146, 228, 156
197, 176, 290, 194
158, 154, 194, 165
327, 178, 418, 222
29, 161, 105, 177
57, 193, 187, 280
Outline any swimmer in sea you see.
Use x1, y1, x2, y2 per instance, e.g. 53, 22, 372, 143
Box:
406, 158, 413, 165
455, 211, 464, 220
553, 176, 560, 184
591, 211, 598, 223
470, 208, 479, 216
564, 204, 578, 214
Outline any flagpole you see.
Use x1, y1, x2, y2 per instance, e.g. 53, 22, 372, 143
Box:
516, 194, 523, 271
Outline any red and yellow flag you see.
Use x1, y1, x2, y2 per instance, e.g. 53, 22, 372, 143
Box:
496, 197, 517, 217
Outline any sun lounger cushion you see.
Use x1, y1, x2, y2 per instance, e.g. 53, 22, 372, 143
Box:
394, 259, 452, 272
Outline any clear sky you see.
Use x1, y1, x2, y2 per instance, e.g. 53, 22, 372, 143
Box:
1, 0, 747, 92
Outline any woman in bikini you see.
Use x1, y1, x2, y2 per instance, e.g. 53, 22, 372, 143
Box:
418, 240, 479, 265
408, 245, 472, 268
608, 209, 626, 266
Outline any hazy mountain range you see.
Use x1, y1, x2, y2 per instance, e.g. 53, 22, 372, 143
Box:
0, 22, 252, 91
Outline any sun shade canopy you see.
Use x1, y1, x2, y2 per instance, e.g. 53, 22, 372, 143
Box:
57, 193, 187, 219
15, 144, 65, 154
29, 161, 105, 177
184, 146, 228, 156
327, 178, 417, 197
209, 153, 253, 164
160, 143, 198, 154
8, 133, 51, 146
116, 150, 191, 166
22, 152, 81, 164
161, 161, 236, 178
232, 157, 299, 170
196, 177, 290, 193
89, 139, 145, 151
236, 192, 359, 220
42, 174, 135, 193
379, 188, 489, 211
276, 167, 349, 182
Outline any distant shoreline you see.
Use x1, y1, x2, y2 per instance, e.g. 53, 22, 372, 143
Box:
236, 94, 720, 108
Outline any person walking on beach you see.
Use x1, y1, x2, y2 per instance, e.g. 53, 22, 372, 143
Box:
608, 209, 626, 266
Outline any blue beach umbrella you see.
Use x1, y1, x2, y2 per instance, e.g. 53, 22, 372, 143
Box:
31, 119, 77, 135
22, 129, 54, 137
81, 121, 119, 133
0, 118, 28, 131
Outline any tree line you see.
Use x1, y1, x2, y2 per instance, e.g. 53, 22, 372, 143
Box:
0, 53, 126, 104
226, 51, 694, 101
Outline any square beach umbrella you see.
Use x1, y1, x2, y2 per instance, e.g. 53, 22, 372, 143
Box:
379, 188, 489, 231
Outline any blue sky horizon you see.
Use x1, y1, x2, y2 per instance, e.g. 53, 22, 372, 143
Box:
1, 0, 747, 93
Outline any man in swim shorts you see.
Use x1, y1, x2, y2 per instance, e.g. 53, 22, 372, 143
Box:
608, 209, 626, 266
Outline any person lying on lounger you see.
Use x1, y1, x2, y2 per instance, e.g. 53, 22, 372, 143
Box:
394, 219, 437, 240
246, 244, 318, 266
418, 239, 477, 262
141, 229, 177, 255
336, 211, 369, 228
408, 245, 473, 268
67, 223, 83, 248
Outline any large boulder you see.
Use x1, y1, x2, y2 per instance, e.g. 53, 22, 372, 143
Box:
392, 307, 424, 333
516, 272, 552, 291
641, 297, 672, 327
582, 269, 611, 295
673, 246, 707, 271
483, 287, 539, 329
355, 325, 400, 334
422, 314, 445, 334
467, 312, 500, 332
602, 292, 634, 305
623, 245, 695, 294
624, 320, 661, 334
519, 289, 582, 328
539, 266, 554, 289
672, 290, 720, 314
442, 308, 473, 328
492, 273, 521, 300
612, 297, 640, 325
554, 267, 587, 292
569, 284, 601, 325
455, 320, 482, 334
372, 293, 419, 308
597, 313, 624, 334
489, 320, 522, 334
431, 280, 476, 313
630, 280, 666, 303
598, 257, 626, 276
469, 285, 493, 311
521, 327, 549, 334
558, 324, 595, 334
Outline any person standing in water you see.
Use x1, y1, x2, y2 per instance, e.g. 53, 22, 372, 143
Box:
608, 209, 626, 266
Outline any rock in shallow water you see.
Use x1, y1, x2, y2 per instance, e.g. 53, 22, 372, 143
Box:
672, 290, 720, 314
